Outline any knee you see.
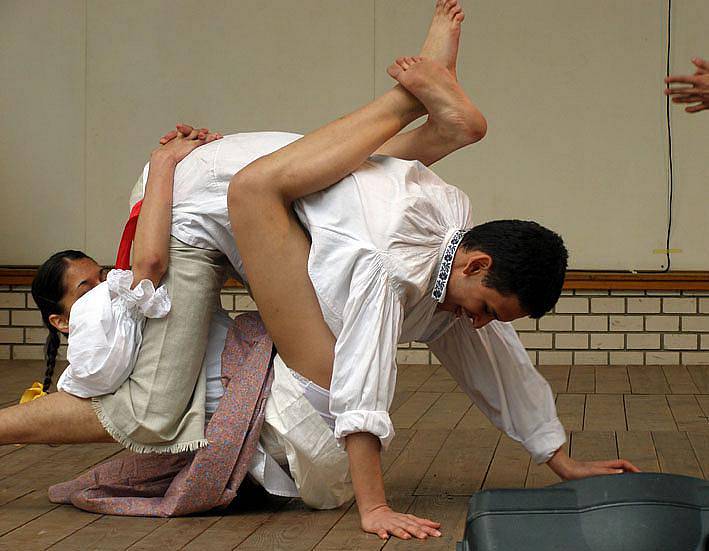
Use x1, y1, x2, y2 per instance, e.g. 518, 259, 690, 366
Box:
228, 167, 284, 219
227, 170, 258, 215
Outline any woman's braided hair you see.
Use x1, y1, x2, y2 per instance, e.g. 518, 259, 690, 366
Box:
31, 250, 90, 392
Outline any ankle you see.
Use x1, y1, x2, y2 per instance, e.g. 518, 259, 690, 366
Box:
387, 85, 426, 125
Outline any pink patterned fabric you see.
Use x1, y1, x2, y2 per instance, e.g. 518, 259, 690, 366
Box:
48, 312, 274, 516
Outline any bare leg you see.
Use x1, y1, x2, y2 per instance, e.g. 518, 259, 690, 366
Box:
228, 85, 424, 389
375, 0, 486, 165
0, 392, 113, 445
229, 55, 473, 541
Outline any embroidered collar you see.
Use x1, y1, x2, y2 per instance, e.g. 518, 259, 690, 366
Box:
431, 230, 466, 303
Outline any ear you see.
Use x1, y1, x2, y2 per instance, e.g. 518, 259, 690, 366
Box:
48, 313, 69, 334
462, 251, 492, 276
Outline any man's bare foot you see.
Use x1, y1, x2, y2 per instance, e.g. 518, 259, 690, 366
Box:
388, 56, 486, 146
420, 0, 464, 77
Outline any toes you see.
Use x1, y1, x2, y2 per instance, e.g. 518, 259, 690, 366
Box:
444, 0, 459, 15
387, 62, 404, 79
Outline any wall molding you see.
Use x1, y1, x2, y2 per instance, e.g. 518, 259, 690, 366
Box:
2, 268, 708, 290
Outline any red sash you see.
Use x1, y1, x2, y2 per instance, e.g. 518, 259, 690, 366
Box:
115, 200, 143, 269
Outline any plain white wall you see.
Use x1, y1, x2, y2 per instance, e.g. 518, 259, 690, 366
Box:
1, 0, 707, 269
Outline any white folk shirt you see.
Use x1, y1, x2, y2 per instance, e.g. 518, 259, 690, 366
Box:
58, 270, 171, 398
136, 132, 566, 464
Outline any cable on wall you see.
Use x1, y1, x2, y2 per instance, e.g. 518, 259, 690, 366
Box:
662, 0, 674, 272
640, 0, 674, 274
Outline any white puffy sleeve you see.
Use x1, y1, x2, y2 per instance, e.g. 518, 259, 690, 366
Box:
58, 270, 171, 398
427, 319, 566, 464
330, 253, 404, 450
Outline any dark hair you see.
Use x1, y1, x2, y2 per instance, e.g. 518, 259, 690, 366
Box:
31, 250, 91, 392
460, 220, 568, 319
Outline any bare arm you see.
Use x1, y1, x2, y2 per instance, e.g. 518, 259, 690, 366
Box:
347, 432, 441, 540
131, 125, 221, 286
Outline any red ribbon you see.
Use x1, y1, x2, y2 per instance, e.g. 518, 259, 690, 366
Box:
115, 200, 143, 269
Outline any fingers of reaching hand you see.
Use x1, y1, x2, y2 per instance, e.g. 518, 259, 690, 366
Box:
693, 57, 709, 73
672, 94, 704, 103
686, 102, 709, 113
664, 74, 699, 86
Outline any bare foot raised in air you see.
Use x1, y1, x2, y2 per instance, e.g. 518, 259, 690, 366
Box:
388, 56, 486, 146
420, 0, 464, 77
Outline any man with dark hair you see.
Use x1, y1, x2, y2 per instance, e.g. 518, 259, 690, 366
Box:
457, 219, 568, 319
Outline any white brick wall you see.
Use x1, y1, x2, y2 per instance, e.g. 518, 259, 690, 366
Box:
1, 286, 708, 366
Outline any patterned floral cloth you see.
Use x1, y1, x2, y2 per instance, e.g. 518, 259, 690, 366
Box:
48, 312, 274, 516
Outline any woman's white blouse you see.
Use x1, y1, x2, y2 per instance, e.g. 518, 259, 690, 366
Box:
133, 132, 566, 464
57, 270, 171, 398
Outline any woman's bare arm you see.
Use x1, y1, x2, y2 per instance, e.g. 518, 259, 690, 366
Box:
131, 125, 221, 286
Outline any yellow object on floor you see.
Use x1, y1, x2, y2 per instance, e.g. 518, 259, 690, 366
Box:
19, 382, 47, 404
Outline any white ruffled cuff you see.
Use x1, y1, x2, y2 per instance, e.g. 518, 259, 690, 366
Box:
334, 409, 395, 451
107, 269, 171, 318
522, 417, 567, 464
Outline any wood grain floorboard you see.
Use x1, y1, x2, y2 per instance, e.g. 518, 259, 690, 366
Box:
567, 366, 595, 393
662, 365, 700, 394
555, 394, 585, 431
666, 395, 709, 432
616, 431, 660, 472
482, 435, 530, 490
652, 431, 703, 478
624, 395, 676, 431
594, 366, 630, 394
584, 394, 626, 431
628, 366, 670, 394
411, 392, 470, 431
537, 366, 570, 393
3, 360, 709, 550
416, 429, 499, 496
48, 516, 167, 551
390, 392, 439, 430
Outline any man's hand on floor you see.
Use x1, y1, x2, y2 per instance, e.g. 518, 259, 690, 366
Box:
360, 503, 442, 540
546, 446, 641, 480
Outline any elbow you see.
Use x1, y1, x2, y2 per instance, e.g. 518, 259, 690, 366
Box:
133, 255, 167, 285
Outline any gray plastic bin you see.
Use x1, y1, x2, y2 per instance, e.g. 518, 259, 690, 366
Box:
457, 473, 709, 551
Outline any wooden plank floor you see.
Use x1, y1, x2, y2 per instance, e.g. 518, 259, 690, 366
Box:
2, 360, 709, 550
